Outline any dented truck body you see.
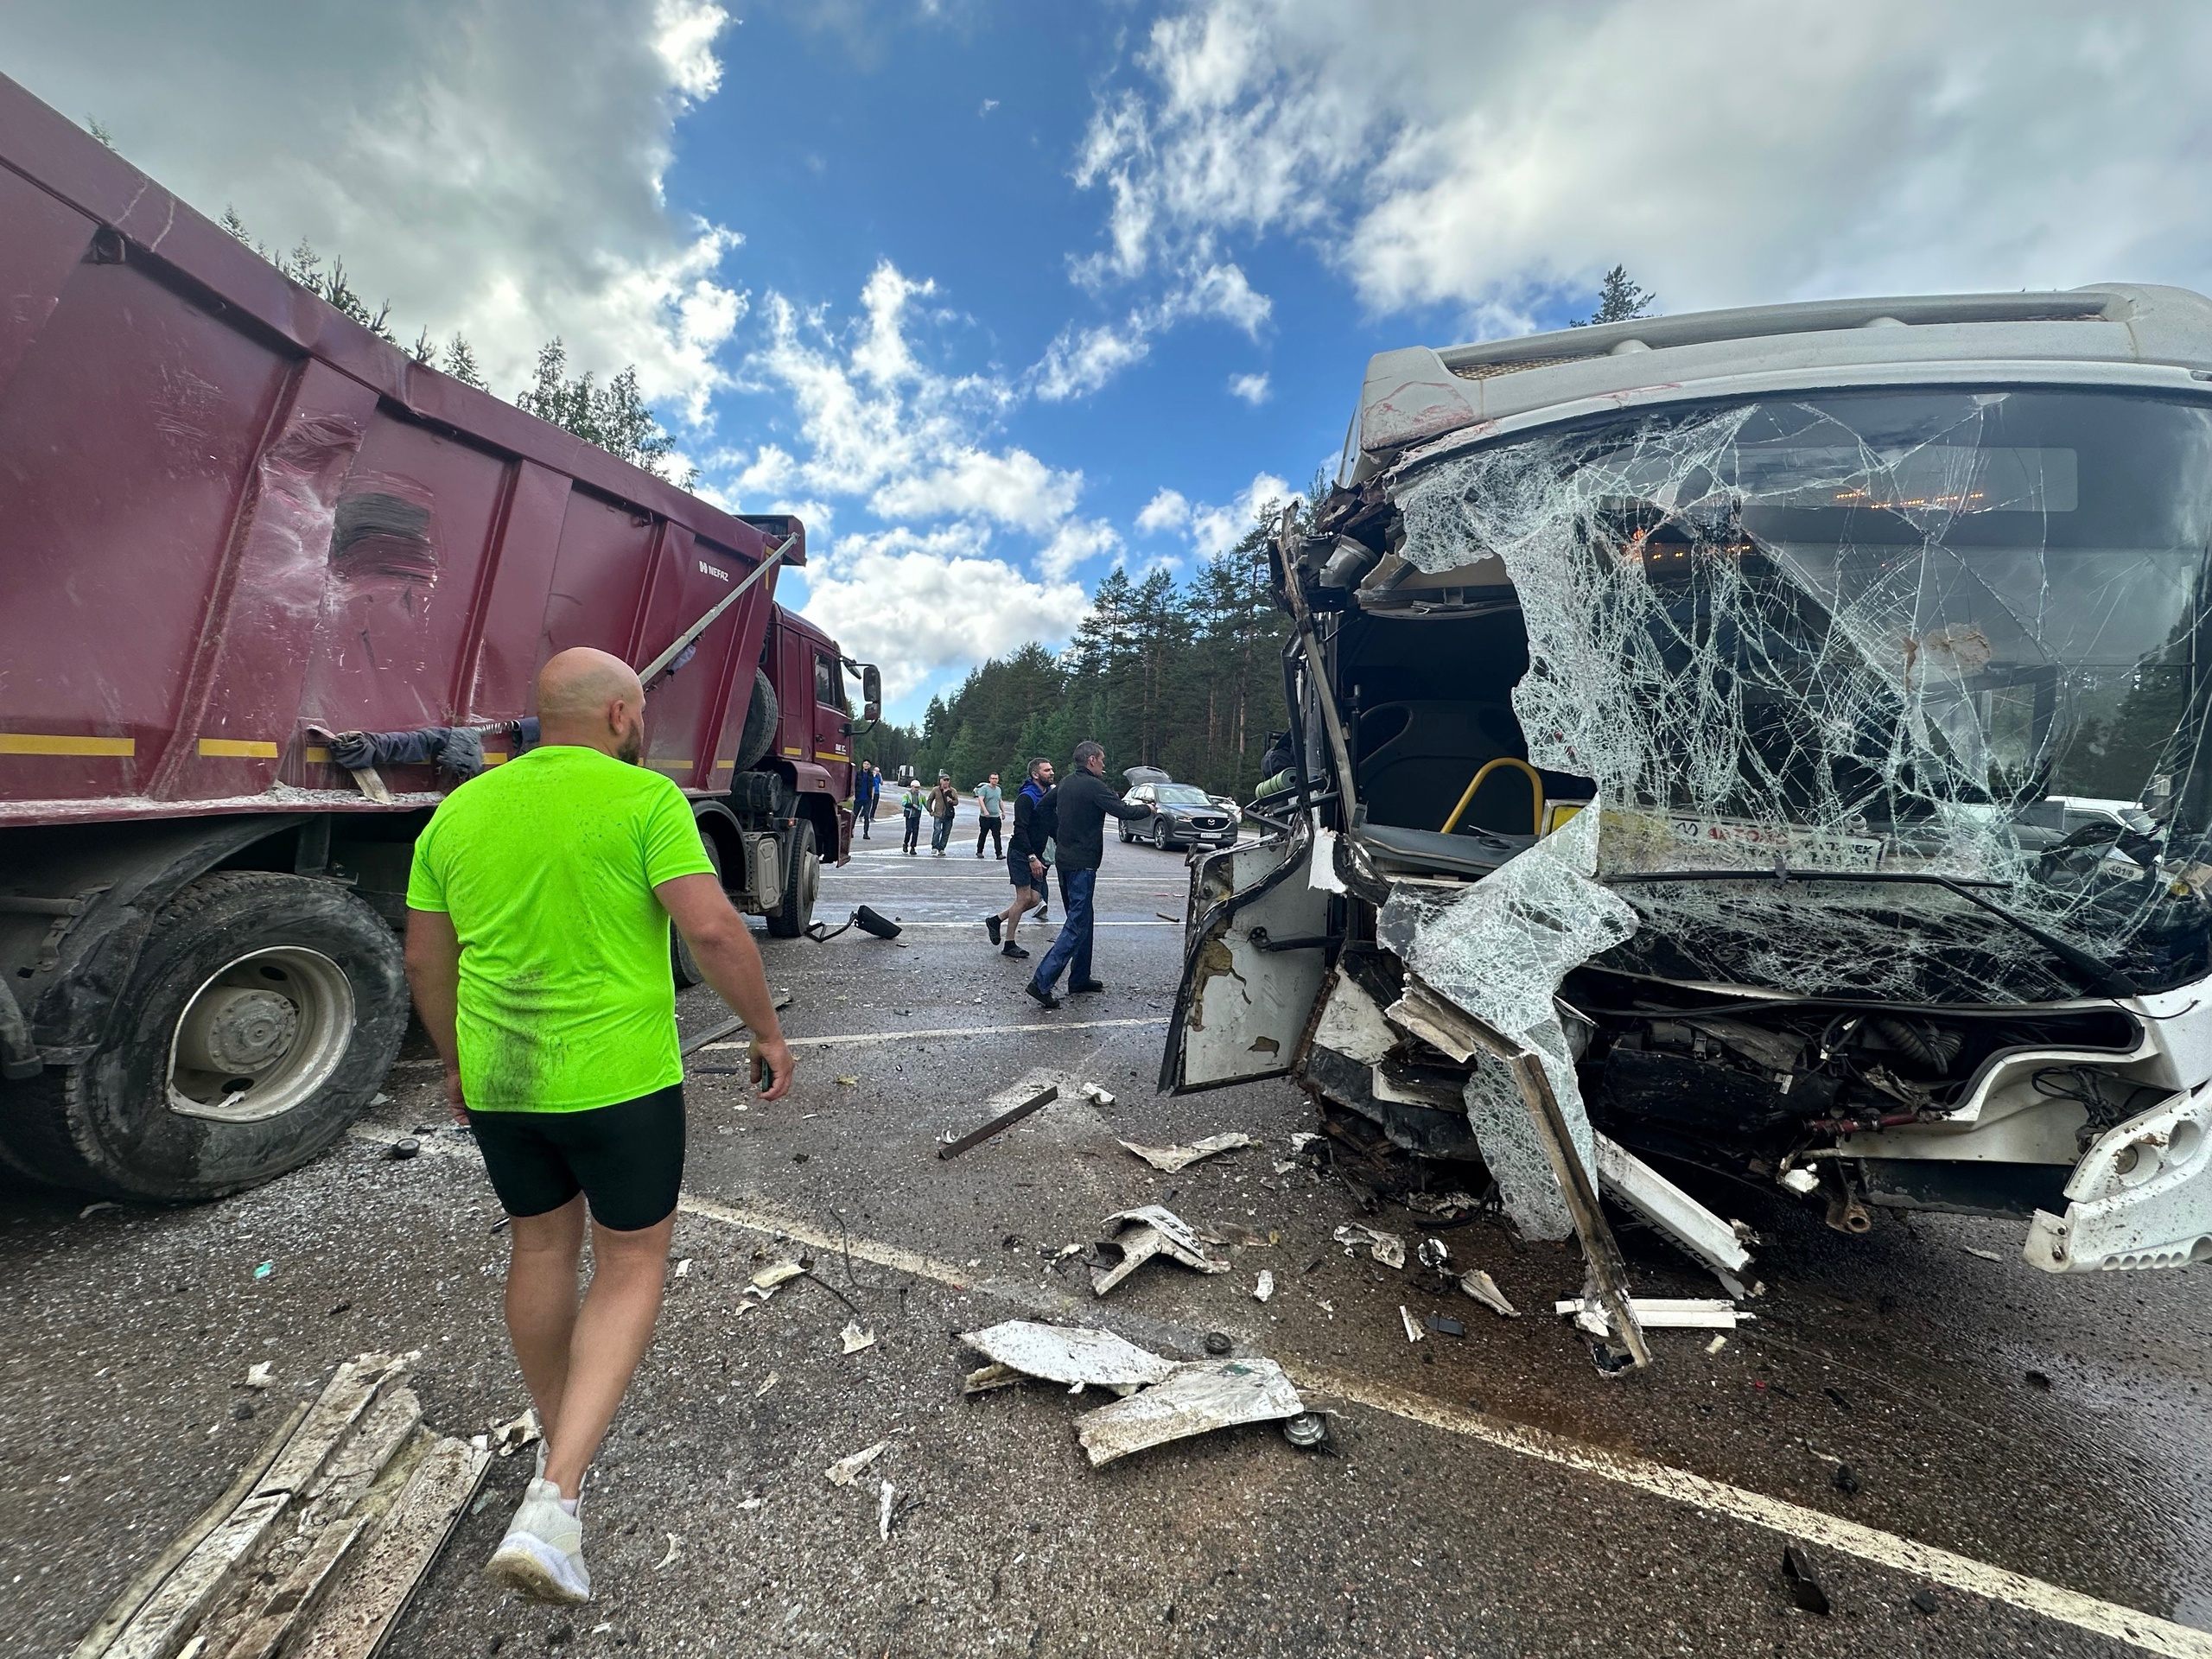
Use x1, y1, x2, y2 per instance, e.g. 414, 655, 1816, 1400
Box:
1166, 284, 2212, 1280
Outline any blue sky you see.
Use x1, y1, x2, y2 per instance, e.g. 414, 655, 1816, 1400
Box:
11, 2, 2212, 719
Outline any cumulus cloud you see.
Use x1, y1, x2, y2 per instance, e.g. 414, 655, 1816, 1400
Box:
1076, 1, 2212, 331
1033, 257, 1271, 401
1189, 471, 1291, 556
3, 0, 746, 410
794, 527, 1090, 704
1226, 372, 1270, 404
723, 263, 1123, 706
1135, 488, 1192, 536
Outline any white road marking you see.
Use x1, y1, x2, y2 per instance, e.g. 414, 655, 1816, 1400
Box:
343, 1125, 2212, 1657
698, 1017, 1166, 1051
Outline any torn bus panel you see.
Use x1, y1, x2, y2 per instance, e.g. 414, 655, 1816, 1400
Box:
1178, 284, 2212, 1279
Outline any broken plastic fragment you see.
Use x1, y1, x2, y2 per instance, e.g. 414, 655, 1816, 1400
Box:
1074, 1357, 1305, 1467
1399, 1305, 1424, 1343
1556, 1296, 1745, 1336
1253, 1271, 1274, 1303
957, 1321, 1178, 1389
1332, 1224, 1407, 1270
841, 1322, 876, 1355
1459, 1270, 1519, 1318
1116, 1133, 1254, 1173
1090, 1207, 1231, 1295
826, 1441, 887, 1486
751, 1261, 804, 1293
878, 1479, 895, 1541
243, 1363, 274, 1390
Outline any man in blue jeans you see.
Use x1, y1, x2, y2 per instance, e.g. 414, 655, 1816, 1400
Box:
1027, 740, 1145, 1010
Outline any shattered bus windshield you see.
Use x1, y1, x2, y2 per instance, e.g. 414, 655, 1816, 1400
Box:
1393, 388, 2212, 999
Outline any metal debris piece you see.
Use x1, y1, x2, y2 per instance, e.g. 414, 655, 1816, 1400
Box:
1706, 1335, 1729, 1356
488, 1408, 540, 1456
1332, 1224, 1407, 1270
937, 1070, 1061, 1160
1399, 1306, 1424, 1343
753, 1371, 780, 1398
751, 1261, 804, 1293
961, 1363, 1024, 1395
957, 1321, 1178, 1390
1963, 1246, 2005, 1262
1415, 1237, 1451, 1269
826, 1442, 887, 1486
654, 1534, 681, 1571
1090, 1207, 1231, 1295
877, 1480, 895, 1541
1781, 1543, 1831, 1615
1425, 1315, 1466, 1338
1074, 1357, 1306, 1467
1403, 1190, 1481, 1217
673, 1258, 691, 1279
386, 1137, 420, 1161
1556, 1296, 1745, 1336
1459, 1271, 1519, 1318
1253, 1271, 1274, 1303
840, 1322, 877, 1355
1116, 1133, 1255, 1173
1203, 1332, 1233, 1357
1595, 1135, 1754, 1279
1287, 1133, 1322, 1154
1281, 1412, 1330, 1450
1078, 1083, 1117, 1109
243, 1363, 274, 1390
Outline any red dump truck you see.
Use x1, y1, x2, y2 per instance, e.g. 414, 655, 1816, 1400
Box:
0, 73, 878, 1200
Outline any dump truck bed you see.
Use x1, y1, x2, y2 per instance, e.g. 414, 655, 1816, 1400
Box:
0, 69, 798, 828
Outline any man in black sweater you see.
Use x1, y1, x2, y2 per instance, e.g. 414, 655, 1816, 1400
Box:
1027, 740, 1146, 1009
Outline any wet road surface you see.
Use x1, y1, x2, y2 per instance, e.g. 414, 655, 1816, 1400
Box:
7, 805, 2212, 1656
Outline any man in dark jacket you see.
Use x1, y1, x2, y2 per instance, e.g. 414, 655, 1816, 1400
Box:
1027, 741, 1144, 1009
987, 758, 1055, 960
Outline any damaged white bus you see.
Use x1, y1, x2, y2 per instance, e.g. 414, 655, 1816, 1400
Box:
1164, 285, 2212, 1324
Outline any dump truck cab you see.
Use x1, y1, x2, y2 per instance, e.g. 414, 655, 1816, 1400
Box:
1167, 283, 2212, 1277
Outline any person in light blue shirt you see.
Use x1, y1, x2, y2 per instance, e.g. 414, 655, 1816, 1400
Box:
974, 772, 1004, 859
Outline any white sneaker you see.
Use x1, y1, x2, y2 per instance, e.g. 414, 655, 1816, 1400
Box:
486, 1478, 590, 1604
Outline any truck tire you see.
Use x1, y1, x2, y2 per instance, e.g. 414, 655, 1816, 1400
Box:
734, 669, 779, 772
765, 820, 818, 938
672, 833, 725, 989
0, 872, 408, 1201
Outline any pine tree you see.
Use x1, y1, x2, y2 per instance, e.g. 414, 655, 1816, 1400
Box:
1573, 264, 1657, 327
442, 336, 488, 391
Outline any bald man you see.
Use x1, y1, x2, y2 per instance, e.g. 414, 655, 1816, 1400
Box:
404, 647, 794, 1605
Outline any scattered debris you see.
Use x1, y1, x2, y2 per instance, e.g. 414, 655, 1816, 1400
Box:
488, 1408, 541, 1457
253, 1262, 273, 1280
673, 1258, 692, 1280
1116, 1133, 1255, 1173
1595, 1135, 1754, 1281
1075, 1357, 1306, 1467
1332, 1224, 1407, 1270
1253, 1271, 1274, 1303
1832, 1463, 1859, 1495
1706, 1335, 1729, 1357
957, 1322, 1180, 1393
937, 1071, 1061, 1160
1415, 1237, 1451, 1270
243, 1363, 274, 1390
841, 1322, 877, 1355
1287, 1133, 1322, 1154
754, 1372, 780, 1399
653, 1534, 681, 1571
1203, 1332, 1233, 1357
826, 1442, 888, 1486
1781, 1543, 1832, 1615
1459, 1271, 1518, 1318
1078, 1083, 1117, 1109
2025, 1369, 2053, 1390
835, 1076, 859, 1086
877, 1480, 895, 1541
1911, 1589, 1940, 1617
751, 1261, 805, 1293
1403, 1190, 1482, 1217
961, 1363, 1024, 1395
386, 1137, 421, 1161
80, 1201, 120, 1218
1425, 1315, 1465, 1338
1778, 1166, 1821, 1197
1555, 1297, 1745, 1337
73, 1352, 488, 1659
1090, 1207, 1230, 1295
1963, 1246, 2006, 1263
1281, 1413, 1330, 1451
1399, 1306, 1424, 1343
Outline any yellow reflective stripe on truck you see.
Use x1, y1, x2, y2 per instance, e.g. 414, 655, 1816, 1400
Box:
0, 734, 135, 756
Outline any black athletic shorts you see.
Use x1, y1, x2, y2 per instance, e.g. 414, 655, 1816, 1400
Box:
468, 1084, 685, 1232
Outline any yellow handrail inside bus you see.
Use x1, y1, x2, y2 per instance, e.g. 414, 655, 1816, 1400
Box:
1440, 757, 1546, 836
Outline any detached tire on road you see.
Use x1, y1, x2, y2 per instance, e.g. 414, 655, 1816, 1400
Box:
765, 819, 819, 938
0, 872, 408, 1201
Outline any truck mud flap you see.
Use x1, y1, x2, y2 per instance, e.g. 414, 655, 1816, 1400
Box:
1158, 826, 1332, 1096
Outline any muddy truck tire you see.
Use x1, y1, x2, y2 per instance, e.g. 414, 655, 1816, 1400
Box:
765, 819, 819, 938
0, 871, 408, 1201
672, 833, 726, 989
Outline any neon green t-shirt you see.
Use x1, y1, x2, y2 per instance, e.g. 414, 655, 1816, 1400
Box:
404, 746, 715, 1112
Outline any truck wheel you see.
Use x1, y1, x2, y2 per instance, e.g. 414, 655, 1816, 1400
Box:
766, 820, 818, 938
734, 669, 779, 772
672, 833, 726, 989
0, 872, 407, 1201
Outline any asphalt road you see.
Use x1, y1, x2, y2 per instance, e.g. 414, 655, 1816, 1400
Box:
7, 803, 2212, 1657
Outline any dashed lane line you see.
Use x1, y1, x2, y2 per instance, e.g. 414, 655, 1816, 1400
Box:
344, 1117, 2206, 1655
698, 1016, 1167, 1051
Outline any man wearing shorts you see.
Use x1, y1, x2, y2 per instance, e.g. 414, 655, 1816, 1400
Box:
404, 646, 794, 1605
985, 757, 1054, 960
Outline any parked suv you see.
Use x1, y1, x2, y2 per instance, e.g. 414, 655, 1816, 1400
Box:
1120, 779, 1238, 850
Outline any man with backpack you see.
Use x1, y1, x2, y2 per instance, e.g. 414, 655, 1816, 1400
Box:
986, 757, 1055, 961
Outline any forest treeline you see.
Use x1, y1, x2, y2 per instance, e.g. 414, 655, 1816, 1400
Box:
857, 499, 1309, 801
